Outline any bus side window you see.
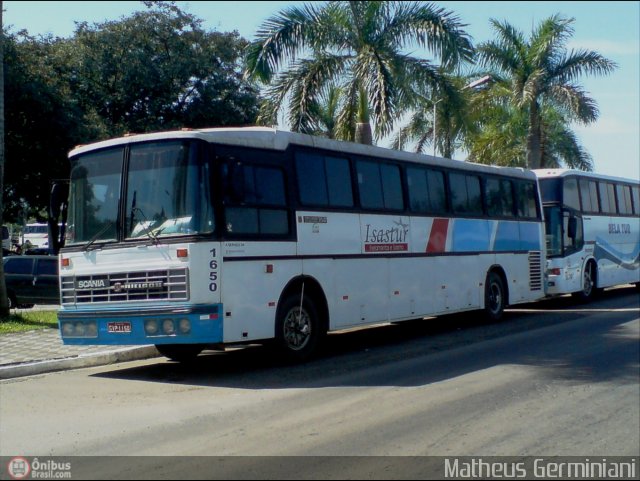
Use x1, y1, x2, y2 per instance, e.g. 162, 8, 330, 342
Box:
632, 186, 640, 215
449, 173, 482, 216
223, 161, 289, 236
515, 181, 539, 219
562, 178, 580, 211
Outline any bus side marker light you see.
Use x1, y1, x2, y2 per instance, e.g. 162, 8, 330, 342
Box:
177, 248, 188, 258
265, 264, 274, 273
61, 258, 71, 268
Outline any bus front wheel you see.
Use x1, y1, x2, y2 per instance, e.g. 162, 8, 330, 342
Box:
573, 261, 597, 302
275, 294, 323, 362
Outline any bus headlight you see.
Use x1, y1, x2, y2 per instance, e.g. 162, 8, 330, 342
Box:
86, 322, 98, 337
74, 322, 86, 337
62, 322, 74, 337
144, 319, 159, 336
162, 319, 175, 335
178, 318, 191, 334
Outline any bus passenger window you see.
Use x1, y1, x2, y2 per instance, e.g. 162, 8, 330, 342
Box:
296, 153, 353, 207
450, 173, 482, 216
562, 178, 580, 210
224, 163, 289, 236
486, 178, 514, 217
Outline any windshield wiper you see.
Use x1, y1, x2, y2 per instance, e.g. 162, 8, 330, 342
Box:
130, 206, 159, 245
82, 222, 114, 252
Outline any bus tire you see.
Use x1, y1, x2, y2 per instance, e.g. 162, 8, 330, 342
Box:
275, 293, 323, 362
484, 271, 506, 321
572, 260, 597, 302
155, 344, 204, 363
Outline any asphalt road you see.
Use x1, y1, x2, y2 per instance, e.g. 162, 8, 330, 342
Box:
1, 287, 638, 478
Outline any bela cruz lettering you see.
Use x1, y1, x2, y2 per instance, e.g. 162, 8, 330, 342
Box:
609, 223, 631, 234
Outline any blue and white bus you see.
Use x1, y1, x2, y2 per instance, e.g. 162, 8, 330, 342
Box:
535, 169, 640, 300
51, 127, 546, 361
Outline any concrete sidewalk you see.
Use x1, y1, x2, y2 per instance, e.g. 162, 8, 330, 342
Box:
0, 327, 159, 380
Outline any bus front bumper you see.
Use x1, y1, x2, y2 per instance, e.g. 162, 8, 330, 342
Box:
58, 304, 223, 346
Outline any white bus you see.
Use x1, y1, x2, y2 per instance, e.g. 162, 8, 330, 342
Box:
51, 127, 545, 362
22, 223, 50, 249
535, 169, 640, 300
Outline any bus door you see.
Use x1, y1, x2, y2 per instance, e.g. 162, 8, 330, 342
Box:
561, 209, 585, 288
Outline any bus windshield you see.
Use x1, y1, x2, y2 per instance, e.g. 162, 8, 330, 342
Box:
544, 206, 563, 257
67, 140, 214, 246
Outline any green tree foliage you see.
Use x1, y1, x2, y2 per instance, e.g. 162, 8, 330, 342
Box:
465, 82, 594, 170
70, 2, 259, 136
3, 31, 88, 221
391, 73, 476, 158
245, 1, 474, 144
2, 1, 259, 223
475, 15, 616, 169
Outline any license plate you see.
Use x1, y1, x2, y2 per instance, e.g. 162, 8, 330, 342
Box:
108, 322, 132, 333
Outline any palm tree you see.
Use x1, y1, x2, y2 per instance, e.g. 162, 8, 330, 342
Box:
391, 73, 479, 158
305, 84, 343, 139
476, 14, 616, 169
245, 1, 474, 144
465, 88, 594, 170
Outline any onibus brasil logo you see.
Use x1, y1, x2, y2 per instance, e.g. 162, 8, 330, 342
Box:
7, 457, 30, 479
7, 457, 72, 479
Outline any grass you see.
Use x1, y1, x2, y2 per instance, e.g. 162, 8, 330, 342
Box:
0, 310, 59, 334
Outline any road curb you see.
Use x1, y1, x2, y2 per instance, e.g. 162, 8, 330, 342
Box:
0, 346, 160, 380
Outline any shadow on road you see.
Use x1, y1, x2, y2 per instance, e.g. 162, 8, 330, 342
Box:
94, 286, 639, 390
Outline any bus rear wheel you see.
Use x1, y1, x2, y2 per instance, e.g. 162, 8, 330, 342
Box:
484, 272, 506, 321
276, 294, 323, 362
155, 344, 204, 363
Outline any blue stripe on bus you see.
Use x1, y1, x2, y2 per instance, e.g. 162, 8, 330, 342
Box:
494, 222, 521, 251
519, 223, 543, 251
451, 219, 492, 252
451, 220, 542, 253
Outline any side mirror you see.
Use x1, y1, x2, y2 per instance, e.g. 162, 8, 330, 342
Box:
48, 181, 69, 255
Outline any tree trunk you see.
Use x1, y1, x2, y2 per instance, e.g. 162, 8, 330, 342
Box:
354, 122, 373, 145
0, 2, 9, 317
526, 101, 543, 169
354, 85, 373, 145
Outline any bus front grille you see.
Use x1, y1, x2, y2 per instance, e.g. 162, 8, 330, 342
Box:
61, 268, 189, 305
528, 251, 543, 291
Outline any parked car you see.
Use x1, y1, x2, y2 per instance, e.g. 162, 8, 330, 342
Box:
3, 255, 59, 308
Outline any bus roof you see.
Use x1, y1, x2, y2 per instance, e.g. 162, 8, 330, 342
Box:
70, 127, 536, 181
533, 168, 640, 185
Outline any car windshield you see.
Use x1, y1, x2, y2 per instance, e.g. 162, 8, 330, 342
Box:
66, 140, 214, 246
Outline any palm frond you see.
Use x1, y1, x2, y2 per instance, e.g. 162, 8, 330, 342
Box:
546, 83, 599, 124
